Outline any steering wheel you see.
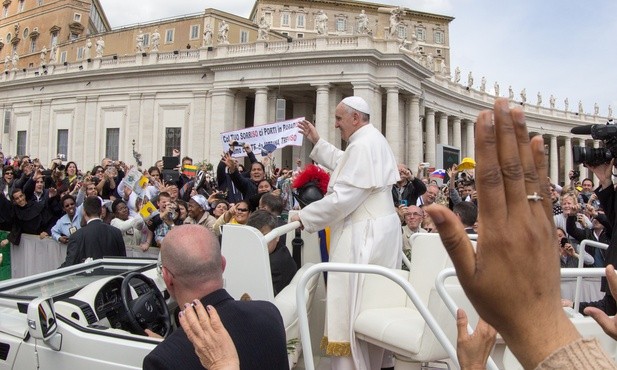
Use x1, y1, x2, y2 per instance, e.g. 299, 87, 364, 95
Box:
120, 272, 171, 337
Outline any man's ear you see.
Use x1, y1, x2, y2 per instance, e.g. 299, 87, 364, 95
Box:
221, 255, 227, 273
162, 267, 174, 294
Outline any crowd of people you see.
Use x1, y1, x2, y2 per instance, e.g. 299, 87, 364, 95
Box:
174, 98, 617, 370
3, 96, 617, 369
0, 147, 300, 293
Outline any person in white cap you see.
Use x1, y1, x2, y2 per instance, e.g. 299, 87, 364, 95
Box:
292, 96, 400, 370
184, 194, 217, 233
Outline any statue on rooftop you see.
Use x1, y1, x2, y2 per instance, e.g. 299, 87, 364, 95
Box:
136, 30, 145, 53
95, 37, 105, 58
357, 10, 371, 35
151, 29, 160, 51
399, 34, 420, 57
467, 71, 474, 89
549, 94, 555, 109
453, 66, 460, 83
257, 16, 270, 41
578, 100, 584, 115
594, 102, 599, 116
218, 20, 229, 44
520, 88, 527, 104
537, 92, 542, 106
11, 51, 18, 69
49, 42, 58, 63
85, 38, 92, 59
480, 76, 486, 92
40, 45, 47, 65
315, 10, 328, 35
440, 59, 448, 76
388, 7, 402, 39
494, 81, 500, 97
203, 24, 212, 47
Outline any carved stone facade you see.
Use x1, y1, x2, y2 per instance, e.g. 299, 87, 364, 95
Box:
0, 0, 603, 185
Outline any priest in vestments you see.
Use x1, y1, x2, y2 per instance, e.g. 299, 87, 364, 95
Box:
292, 96, 401, 370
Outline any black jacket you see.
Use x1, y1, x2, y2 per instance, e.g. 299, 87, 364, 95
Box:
392, 177, 427, 207
61, 219, 126, 267
143, 289, 289, 370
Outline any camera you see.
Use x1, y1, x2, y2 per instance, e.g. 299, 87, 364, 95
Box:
569, 170, 580, 180
560, 237, 568, 248
572, 122, 617, 166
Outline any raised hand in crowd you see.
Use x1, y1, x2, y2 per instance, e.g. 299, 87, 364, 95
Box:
585, 265, 617, 340
425, 98, 584, 369
297, 119, 320, 145
587, 160, 614, 190
179, 301, 240, 370
123, 185, 132, 200
223, 153, 237, 173
456, 308, 497, 370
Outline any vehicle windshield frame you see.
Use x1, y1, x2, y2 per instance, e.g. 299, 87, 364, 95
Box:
0, 259, 157, 301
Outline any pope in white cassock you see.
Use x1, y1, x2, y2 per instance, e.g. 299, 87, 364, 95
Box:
293, 96, 401, 370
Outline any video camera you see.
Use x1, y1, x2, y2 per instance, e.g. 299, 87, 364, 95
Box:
571, 121, 617, 166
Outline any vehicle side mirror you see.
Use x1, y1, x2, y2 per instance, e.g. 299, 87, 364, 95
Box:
27, 297, 62, 350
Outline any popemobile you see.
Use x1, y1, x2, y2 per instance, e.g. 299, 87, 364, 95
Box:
0, 220, 614, 369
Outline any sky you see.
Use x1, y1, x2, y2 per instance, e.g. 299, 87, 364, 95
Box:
99, 0, 617, 117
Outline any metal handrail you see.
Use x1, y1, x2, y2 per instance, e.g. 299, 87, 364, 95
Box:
434, 268, 503, 370
574, 240, 608, 312
264, 221, 301, 243
436, 267, 609, 370
296, 262, 459, 370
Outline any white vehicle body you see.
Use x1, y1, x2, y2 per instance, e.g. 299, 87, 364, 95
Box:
0, 225, 613, 370
0, 258, 164, 370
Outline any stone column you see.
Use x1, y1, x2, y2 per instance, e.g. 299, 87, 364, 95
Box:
408, 95, 421, 167
292, 101, 313, 166
191, 92, 207, 161
452, 117, 462, 150
563, 136, 572, 184
373, 87, 383, 132
550, 135, 558, 182
73, 97, 87, 162
578, 139, 585, 181
314, 84, 330, 143
385, 87, 401, 161
210, 89, 235, 163
330, 88, 342, 145
352, 82, 376, 115
253, 87, 269, 126
30, 100, 42, 159
593, 140, 601, 184
438, 112, 448, 145
425, 108, 436, 165
140, 94, 156, 163
234, 94, 247, 131
465, 120, 475, 159
39, 100, 52, 162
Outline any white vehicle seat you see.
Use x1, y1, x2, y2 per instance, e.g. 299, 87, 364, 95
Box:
354, 233, 459, 362
221, 224, 275, 302
274, 263, 321, 367
221, 222, 322, 368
